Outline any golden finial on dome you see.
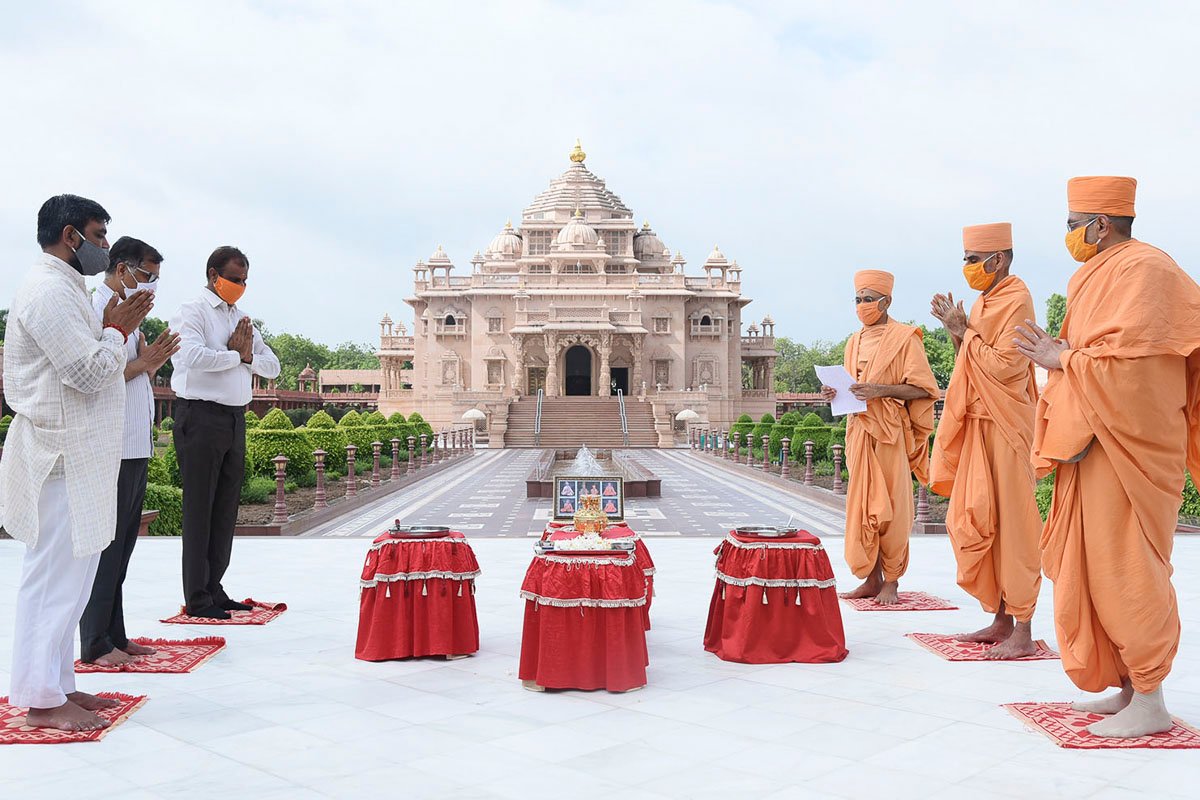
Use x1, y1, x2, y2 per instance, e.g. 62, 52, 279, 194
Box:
642, 220, 651, 230
505, 219, 513, 229
569, 138, 586, 163
573, 207, 583, 219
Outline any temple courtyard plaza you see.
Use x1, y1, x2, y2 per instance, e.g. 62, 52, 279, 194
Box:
1, 452, 1199, 799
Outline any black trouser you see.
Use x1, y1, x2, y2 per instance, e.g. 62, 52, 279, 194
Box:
79, 457, 149, 662
174, 398, 246, 614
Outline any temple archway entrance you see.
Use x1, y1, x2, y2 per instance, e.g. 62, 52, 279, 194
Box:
564, 346, 593, 396
610, 367, 629, 396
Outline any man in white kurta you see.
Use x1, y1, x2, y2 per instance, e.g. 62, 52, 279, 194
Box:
1, 194, 152, 731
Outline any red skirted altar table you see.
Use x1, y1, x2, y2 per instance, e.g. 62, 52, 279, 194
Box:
704, 529, 848, 664
519, 548, 649, 692
355, 529, 481, 661
544, 521, 655, 630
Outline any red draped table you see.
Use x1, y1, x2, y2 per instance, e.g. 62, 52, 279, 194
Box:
704, 529, 848, 664
543, 522, 656, 629
355, 530, 481, 661
519, 546, 649, 692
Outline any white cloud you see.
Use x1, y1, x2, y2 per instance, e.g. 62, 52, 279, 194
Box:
1, 0, 1196, 346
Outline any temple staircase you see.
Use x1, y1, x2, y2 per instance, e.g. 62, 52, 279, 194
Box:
505, 396, 658, 448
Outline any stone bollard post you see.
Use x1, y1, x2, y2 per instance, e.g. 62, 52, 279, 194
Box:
832, 444, 845, 495
313, 450, 328, 510
761, 435, 771, 470
731, 432, 740, 462
346, 444, 358, 498
371, 441, 382, 488
916, 484, 930, 526
804, 441, 815, 485
745, 435, 754, 466
406, 435, 416, 474
390, 438, 401, 480
272, 455, 289, 525
690, 428, 696, 449
420, 433, 429, 467
780, 437, 791, 478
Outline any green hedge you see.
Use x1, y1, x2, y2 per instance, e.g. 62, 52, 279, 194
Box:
801, 412, 825, 427
407, 412, 435, 440
768, 424, 794, 460
245, 409, 261, 429
246, 409, 312, 479
159, 416, 174, 431
240, 476, 276, 504
1182, 473, 1200, 519
778, 410, 803, 426
143, 483, 183, 536
791, 425, 834, 463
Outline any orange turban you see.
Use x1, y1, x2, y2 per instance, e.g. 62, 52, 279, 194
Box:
1067, 176, 1137, 217
962, 222, 1012, 252
854, 269, 894, 295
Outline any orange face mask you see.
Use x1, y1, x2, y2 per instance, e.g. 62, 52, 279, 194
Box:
213, 275, 246, 306
962, 253, 998, 292
1064, 217, 1100, 263
856, 299, 884, 325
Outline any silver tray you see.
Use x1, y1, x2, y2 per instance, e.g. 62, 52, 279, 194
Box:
387, 523, 451, 539
735, 525, 799, 538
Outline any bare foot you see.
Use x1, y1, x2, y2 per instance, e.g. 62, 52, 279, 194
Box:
873, 580, 900, 606
90, 649, 133, 667
983, 623, 1037, 660
955, 614, 1014, 644
521, 680, 545, 693
25, 701, 110, 732
1086, 688, 1173, 738
67, 691, 120, 711
839, 575, 882, 600
123, 641, 157, 656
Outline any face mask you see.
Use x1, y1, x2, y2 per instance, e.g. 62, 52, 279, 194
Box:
962, 253, 999, 292
68, 229, 110, 276
857, 299, 884, 325
1064, 217, 1100, 263
120, 264, 158, 297
213, 275, 245, 305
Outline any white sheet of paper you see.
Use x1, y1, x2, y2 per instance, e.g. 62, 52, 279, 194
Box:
815, 364, 867, 416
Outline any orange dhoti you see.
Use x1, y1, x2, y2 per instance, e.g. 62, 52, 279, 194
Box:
931, 275, 1042, 621
843, 320, 938, 581
1035, 240, 1200, 694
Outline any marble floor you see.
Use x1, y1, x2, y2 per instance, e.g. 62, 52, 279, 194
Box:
1, 533, 1197, 799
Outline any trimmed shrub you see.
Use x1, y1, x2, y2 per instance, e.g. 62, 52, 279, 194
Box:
387, 412, 407, 425
163, 441, 183, 487
339, 409, 363, 427
801, 412, 824, 427
791, 425, 834, 463
759, 413, 776, 424
143, 483, 183, 536
768, 424, 795, 460
778, 410, 804, 426
147, 455, 171, 486
246, 409, 312, 479
240, 476, 276, 504
363, 410, 387, 426
1036, 472, 1056, 520
730, 412, 755, 444
159, 416, 174, 431
245, 409, 261, 429
259, 408, 293, 429
301, 411, 348, 471
407, 412, 435, 440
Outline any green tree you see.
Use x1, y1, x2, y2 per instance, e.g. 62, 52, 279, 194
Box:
266, 332, 330, 390
918, 324, 956, 389
1046, 293, 1066, 337
328, 341, 381, 370
771, 336, 849, 393
139, 316, 174, 382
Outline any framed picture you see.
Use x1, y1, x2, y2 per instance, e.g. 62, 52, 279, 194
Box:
553, 476, 624, 521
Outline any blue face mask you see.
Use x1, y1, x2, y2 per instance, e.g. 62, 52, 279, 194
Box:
69, 229, 110, 276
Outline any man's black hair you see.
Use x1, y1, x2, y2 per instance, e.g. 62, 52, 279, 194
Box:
1107, 215, 1134, 236
107, 236, 164, 274
206, 245, 249, 277
36, 194, 110, 247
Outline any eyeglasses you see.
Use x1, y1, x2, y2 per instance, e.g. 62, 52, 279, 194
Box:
122, 262, 159, 283
1066, 216, 1100, 233
854, 295, 886, 304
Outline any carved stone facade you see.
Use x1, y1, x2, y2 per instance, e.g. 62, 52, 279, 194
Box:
377, 142, 777, 432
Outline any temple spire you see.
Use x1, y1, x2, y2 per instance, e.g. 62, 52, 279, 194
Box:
569, 138, 586, 163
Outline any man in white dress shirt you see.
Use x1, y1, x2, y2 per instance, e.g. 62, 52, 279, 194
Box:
1, 195, 153, 731
170, 246, 280, 619
79, 237, 180, 666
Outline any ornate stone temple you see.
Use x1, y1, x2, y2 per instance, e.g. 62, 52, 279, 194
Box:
377, 141, 777, 445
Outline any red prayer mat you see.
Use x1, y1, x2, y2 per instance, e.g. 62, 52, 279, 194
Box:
906, 633, 1059, 661
161, 598, 287, 625
841, 592, 958, 612
0, 693, 146, 745
75, 637, 226, 673
1004, 702, 1200, 749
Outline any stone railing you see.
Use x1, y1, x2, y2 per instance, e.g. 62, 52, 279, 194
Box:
379, 335, 415, 352
412, 271, 738, 293
741, 335, 776, 350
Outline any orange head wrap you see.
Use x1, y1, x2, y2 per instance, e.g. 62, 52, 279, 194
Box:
1067, 176, 1137, 218
962, 222, 1012, 252
854, 269, 894, 296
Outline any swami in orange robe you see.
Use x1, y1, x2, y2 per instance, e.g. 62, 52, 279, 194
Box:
836, 270, 938, 605
1020, 176, 1200, 737
929, 222, 1043, 658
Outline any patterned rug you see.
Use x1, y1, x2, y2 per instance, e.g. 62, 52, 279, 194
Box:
841, 592, 958, 612
0, 693, 147, 744
75, 637, 226, 673
906, 633, 1059, 661
161, 599, 287, 626
1005, 702, 1200, 749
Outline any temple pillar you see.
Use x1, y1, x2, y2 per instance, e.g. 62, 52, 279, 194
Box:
599, 333, 612, 396
544, 333, 559, 397
630, 334, 644, 394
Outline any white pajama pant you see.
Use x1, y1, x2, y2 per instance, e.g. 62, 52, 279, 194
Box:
9, 478, 100, 708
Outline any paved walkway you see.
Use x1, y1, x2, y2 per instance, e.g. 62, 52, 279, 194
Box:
302, 449, 847, 539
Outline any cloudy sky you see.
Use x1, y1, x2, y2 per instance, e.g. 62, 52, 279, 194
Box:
2, 1, 1196, 347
